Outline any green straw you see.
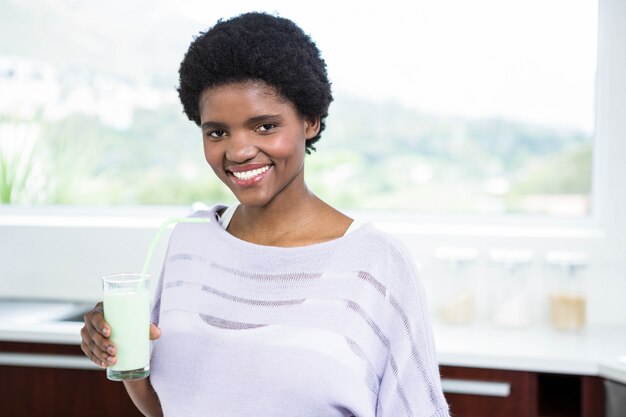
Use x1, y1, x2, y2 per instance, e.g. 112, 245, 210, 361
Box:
141, 217, 211, 277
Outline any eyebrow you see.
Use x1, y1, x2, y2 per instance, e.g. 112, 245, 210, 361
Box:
200, 121, 227, 130
201, 114, 283, 130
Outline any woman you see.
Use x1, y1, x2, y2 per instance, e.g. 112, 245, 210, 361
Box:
81, 12, 450, 417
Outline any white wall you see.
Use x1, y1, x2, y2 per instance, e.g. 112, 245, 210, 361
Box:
0, 221, 170, 302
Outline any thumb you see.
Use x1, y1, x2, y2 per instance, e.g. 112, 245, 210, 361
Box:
149, 323, 162, 341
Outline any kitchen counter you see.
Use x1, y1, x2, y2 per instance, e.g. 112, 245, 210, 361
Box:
0, 321, 83, 345
433, 320, 626, 384
1, 316, 625, 384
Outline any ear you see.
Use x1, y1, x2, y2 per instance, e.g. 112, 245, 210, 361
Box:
303, 116, 321, 140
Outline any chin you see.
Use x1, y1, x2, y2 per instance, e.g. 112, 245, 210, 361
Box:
230, 192, 275, 209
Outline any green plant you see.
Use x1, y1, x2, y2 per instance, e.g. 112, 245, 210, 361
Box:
0, 121, 39, 204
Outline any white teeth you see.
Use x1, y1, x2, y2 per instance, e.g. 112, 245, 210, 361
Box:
231, 165, 270, 180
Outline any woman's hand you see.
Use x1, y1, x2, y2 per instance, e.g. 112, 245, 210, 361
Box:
80, 302, 161, 368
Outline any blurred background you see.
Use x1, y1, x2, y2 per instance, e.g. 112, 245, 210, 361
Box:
0, 0, 596, 216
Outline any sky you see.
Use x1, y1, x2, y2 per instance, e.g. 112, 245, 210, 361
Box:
177, 0, 598, 133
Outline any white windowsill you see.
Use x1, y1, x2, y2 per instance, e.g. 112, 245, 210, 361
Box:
0, 204, 606, 240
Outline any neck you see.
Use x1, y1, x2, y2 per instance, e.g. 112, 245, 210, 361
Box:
236, 185, 322, 239
227, 168, 351, 247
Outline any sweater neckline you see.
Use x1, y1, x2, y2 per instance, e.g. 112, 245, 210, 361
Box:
205, 205, 373, 256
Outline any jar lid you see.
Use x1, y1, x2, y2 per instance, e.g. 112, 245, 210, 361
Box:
545, 251, 589, 267
489, 248, 534, 265
435, 247, 479, 262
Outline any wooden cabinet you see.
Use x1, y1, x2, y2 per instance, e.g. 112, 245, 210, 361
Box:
0, 341, 142, 417
0, 341, 607, 417
441, 366, 537, 417
441, 365, 605, 417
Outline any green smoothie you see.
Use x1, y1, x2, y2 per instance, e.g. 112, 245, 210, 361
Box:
103, 287, 151, 373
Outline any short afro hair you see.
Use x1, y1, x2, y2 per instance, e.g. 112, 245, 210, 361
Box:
177, 12, 333, 154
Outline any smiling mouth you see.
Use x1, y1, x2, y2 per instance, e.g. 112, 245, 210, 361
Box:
230, 165, 271, 180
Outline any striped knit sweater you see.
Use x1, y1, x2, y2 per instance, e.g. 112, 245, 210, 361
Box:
149, 205, 450, 417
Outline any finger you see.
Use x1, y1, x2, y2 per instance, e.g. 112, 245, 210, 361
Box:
81, 303, 116, 368
81, 332, 113, 366
81, 336, 113, 368
89, 341, 116, 368
87, 325, 115, 355
83, 305, 112, 351
81, 323, 107, 355
86, 308, 110, 338
149, 323, 162, 341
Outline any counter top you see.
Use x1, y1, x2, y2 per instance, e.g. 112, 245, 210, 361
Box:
433, 320, 626, 384
1, 318, 625, 384
0, 321, 83, 345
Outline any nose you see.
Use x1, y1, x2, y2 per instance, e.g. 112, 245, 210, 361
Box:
225, 131, 257, 162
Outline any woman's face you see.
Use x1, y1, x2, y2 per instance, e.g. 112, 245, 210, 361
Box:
199, 81, 319, 208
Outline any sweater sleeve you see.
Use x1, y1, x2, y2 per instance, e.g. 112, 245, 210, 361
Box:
376, 241, 450, 417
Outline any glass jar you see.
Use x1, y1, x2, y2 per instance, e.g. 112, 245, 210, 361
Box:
433, 247, 479, 325
489, 249, 534, 328
545, 251, 588, 332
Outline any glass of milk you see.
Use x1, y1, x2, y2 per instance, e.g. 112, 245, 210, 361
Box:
102, 273, 151, 381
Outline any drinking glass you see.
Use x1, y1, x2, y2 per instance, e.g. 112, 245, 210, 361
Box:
102, 273, 151, 381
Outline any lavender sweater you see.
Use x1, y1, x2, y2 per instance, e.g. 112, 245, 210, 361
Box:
150, 205, 450, 417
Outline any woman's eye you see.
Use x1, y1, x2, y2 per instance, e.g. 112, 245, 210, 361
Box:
257, 123, 276, 132
208, 129, 226, 139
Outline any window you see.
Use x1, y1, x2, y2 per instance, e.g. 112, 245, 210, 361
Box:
0, 0, 597, 218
